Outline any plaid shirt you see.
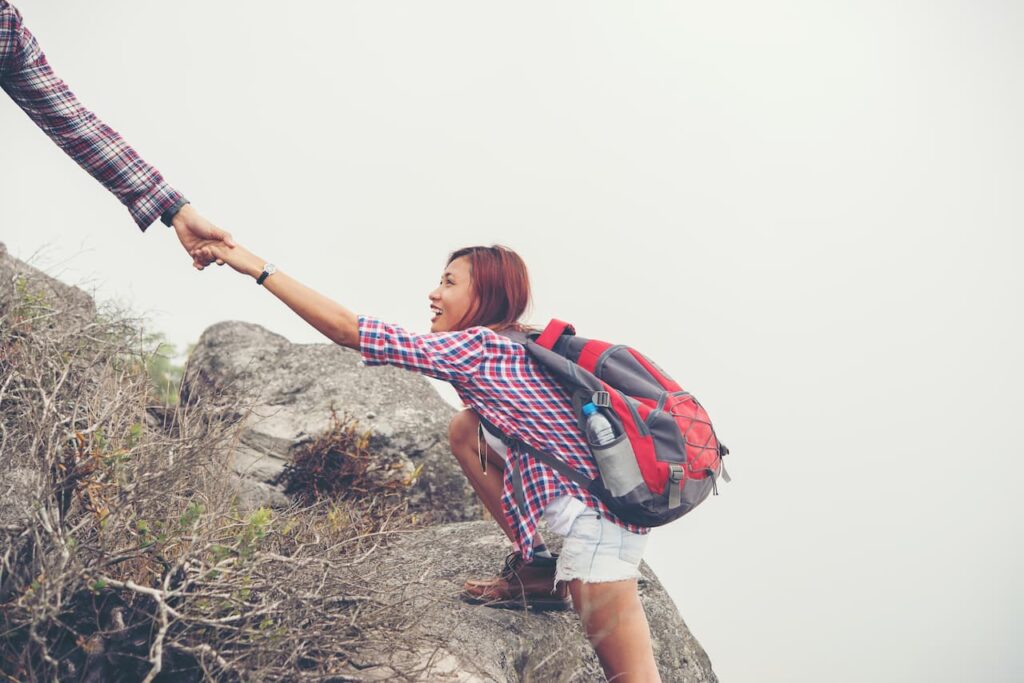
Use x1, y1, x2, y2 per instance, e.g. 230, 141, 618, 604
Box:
358, 316, 648, 561
0, 2, 183, 230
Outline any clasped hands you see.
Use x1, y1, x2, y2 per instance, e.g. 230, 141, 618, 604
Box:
171, 205, 265, 279
189, 237, 264, 280
171, 204, 235, 269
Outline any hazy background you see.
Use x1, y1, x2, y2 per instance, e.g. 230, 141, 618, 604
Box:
3, 2, 1022, 680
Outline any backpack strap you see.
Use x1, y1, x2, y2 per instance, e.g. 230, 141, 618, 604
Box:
514, 439, 595, 491
536, 319, 575, 350
718, 443, 732, 483
476, 414, 595, 517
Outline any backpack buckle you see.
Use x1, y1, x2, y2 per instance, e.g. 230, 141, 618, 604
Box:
592, 391, 611, 408
667, 464, 685, 509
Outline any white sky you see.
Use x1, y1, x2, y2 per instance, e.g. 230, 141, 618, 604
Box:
3, 2, 1022, 681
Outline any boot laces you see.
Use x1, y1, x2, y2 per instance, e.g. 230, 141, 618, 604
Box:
499, 552, 526, 580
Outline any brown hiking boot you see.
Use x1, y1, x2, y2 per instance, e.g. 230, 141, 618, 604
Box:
462, 552, 569, 610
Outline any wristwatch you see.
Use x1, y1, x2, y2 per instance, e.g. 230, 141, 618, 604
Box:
256, 263, 277, 285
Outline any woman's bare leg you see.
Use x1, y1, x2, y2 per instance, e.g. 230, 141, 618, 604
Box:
447, 410, 547, 548
568, 579, 662, 683
448, 409, 515, 542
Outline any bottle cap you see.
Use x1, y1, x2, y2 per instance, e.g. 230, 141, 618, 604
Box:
582, 402, 597, 416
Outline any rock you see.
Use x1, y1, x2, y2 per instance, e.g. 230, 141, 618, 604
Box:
0, 241, 95, 321
182, 321, 481, 522
338, 520, 718, 682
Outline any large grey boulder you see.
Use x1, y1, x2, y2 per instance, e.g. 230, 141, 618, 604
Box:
337, 520, 718, 682
182, 321, 481, 522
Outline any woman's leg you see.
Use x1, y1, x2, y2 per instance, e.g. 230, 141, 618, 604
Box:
567, 579, 662, 683
449, 410, 565, 607
447, 409, 548, 549
448, 409, 516, 542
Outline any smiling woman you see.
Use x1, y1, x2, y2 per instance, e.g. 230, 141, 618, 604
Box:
191, 238, 665, 682
433, 246, 532, 333
428, 253, 476, 332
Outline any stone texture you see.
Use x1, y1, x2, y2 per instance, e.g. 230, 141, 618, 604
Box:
338, 520, 719, 682
0, 241, 95, 322
182, 320, 481, 522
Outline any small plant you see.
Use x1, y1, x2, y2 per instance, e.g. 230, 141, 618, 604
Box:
282, 409, 376, 505
143, 332, 186, 405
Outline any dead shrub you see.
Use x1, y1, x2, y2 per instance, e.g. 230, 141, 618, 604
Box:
0, 265, 441, 682
283, 410, 378, 505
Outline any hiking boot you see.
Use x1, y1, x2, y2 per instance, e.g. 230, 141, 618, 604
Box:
462, 552, 569, 610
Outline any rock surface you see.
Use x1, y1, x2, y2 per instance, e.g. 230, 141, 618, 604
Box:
0, 241, 95, 322
182, 320, 481, 522
338, 520, 718, 683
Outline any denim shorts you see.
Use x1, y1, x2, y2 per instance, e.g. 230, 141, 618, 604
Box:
554, 509, 649, 585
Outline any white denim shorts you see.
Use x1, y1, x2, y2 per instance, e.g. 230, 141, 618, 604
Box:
554, 509, 649, 585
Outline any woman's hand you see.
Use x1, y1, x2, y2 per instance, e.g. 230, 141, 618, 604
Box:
191, 241, 266, 280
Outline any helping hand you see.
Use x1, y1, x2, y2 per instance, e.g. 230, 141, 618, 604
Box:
190, 240, 266, 280
171, 204, 236, 269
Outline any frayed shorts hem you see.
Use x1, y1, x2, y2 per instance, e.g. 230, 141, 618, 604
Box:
552, 509, 648, 586
553, 570, 643, 586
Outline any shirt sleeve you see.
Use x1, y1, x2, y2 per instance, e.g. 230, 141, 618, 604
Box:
0, 4, 183, 231
358, 315, 492, 384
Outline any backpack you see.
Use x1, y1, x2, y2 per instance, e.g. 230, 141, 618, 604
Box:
488, 319, 729, 528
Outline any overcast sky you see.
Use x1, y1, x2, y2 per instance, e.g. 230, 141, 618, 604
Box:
3, 2, 1022, 681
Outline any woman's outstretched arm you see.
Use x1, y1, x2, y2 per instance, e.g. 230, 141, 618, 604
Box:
192, 241, 359, 349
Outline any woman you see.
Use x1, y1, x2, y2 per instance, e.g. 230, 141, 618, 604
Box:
191, 240, 662, 682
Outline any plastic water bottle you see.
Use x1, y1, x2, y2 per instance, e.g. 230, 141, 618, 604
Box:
583, 402, 616, 446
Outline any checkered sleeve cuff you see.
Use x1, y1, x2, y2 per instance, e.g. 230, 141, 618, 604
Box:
130, 181, 185, 232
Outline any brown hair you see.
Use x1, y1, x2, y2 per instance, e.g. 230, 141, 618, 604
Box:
447, 245, 531, 331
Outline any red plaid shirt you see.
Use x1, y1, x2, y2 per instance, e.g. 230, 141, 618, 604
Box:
358, 316, 648, 561
1, 2, 183, 230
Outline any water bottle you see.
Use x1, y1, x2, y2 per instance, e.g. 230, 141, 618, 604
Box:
583, 402, 616, 446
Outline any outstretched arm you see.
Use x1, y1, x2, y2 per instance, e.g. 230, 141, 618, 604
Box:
0, 4, 232, 267
1, 4, 177, 230
192, 241, 359, 348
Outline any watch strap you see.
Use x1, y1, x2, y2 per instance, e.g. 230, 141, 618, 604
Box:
257, 263, 276, 285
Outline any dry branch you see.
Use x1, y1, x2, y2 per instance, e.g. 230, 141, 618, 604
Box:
1, 267, 435, 682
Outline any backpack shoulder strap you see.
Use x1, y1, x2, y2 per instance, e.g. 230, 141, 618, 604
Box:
494, 319, 575, 349
536, 319, 575, 349
476, 414, 594, 492
515, 438, 595, 490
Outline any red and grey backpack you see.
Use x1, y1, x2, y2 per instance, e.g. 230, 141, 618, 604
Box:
491, 319, 729, 528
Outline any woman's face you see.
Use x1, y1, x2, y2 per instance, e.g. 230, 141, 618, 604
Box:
429, 256, 477, 332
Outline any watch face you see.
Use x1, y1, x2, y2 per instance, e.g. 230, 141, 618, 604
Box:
265, 264, 277, 275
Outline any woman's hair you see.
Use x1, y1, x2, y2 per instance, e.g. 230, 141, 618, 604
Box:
447, 245, 531, 331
